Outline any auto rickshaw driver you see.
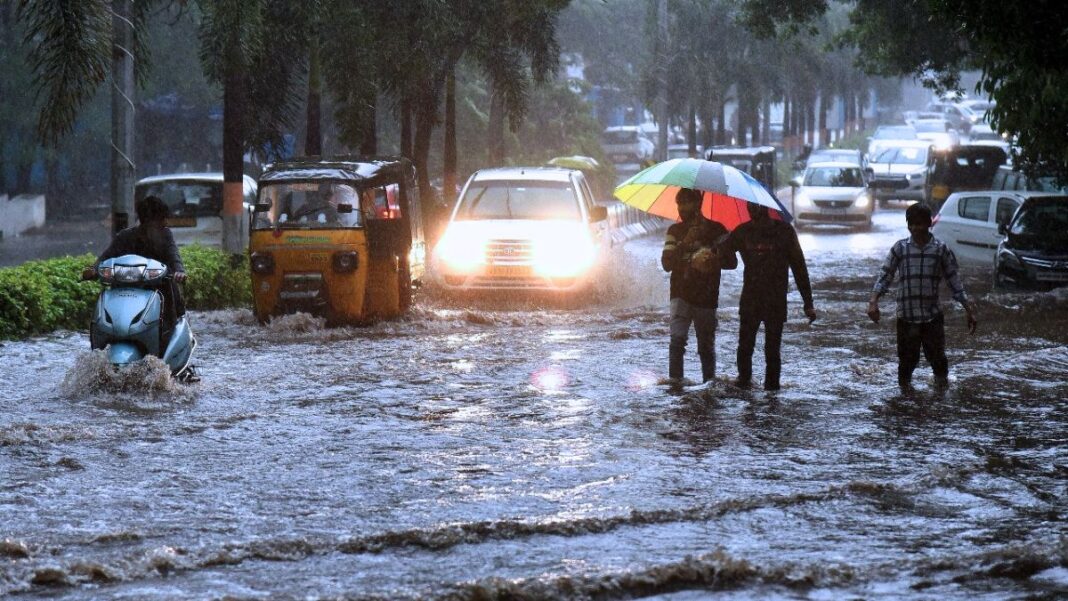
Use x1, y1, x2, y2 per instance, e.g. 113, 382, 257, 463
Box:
288, 183, 341, 224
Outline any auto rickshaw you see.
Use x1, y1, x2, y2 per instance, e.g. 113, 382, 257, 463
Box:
924, 144, 1007, 212
249, 157, 426, 324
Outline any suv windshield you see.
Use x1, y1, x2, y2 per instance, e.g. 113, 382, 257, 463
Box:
1011, 199, 1068, 236
601, 130, 638, 145
255, 182, 362, 229
804, 166, 863, 187
456, 180, 580, 221
874, 147, 927, 165
873, 126, 916, 139
136, 180, 221, 218
913, 120, 947, 133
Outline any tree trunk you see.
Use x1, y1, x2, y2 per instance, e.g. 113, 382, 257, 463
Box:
783, 95, 792, 152
715, 100, 726, 145
443, 67, 457, 205
487, 87, 505, 166
762, 99, 771, 145
304, 41, 322, 156
700, 98, 714, 150
687, 104, 697, 157
654, 0, 669, 161
221, 32, 246, 255
400, 98, 412, 159
359, 96, 377, 155
806, 98, 815, 147
413, 103, 439, 244
818, 93, 829, 147
110, 0, 135, 234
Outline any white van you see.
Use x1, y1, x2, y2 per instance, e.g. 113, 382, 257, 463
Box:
433, 167, 609, 295
134, 173, 257, 248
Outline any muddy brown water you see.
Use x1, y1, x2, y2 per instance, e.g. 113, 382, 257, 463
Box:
2, 211, 1066, 599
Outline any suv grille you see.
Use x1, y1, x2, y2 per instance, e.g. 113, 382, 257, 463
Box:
485, 239, 533, 264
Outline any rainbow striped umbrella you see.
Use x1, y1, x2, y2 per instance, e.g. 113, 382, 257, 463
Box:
613, 158, 792, 230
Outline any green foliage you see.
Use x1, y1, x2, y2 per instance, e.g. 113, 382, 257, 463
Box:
178, 245, 252, 310
0, 246, 250, 340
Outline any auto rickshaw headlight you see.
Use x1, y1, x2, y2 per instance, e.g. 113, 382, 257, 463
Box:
251, 252, 275, 275
332, 251, 359, 273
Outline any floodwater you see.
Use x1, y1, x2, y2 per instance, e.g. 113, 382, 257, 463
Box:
2, 209, 1066, 600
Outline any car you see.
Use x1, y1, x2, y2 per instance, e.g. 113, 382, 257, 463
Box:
432, 167, 609, 295
806, 147, 866, 170
789, 161, 873, 229
600, 126, 655, 166
134, 172, 257, 248
932, 190, 1037, 266
867, 140, 933, 204
994, 195, 1068, 290
866, 124, 918, 163
911, 118, 960, 149
926, 102, 977, 134
706, 145, 777, 192
990, 166, 1068, 193
667, 143, 703, 160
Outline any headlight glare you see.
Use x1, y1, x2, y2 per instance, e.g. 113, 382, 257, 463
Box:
436, 228, 485, 273
854, 193, 871, 208
533, 230, 595, 277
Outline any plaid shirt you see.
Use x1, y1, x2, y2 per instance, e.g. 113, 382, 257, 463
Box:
873, 236, 968, 323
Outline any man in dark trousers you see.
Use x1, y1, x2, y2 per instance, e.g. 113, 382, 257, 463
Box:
868, 203, 977, 391
721, 202, 817, 390
661, 187, 737, 383
83, 196, 188, 333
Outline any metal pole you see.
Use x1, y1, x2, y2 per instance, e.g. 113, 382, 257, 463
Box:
110, 0, 135, 234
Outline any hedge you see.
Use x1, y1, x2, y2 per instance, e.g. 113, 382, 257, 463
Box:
0, 246, 251, 340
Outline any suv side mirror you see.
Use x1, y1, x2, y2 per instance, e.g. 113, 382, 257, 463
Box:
589, 205, 608, 222
998, 222, 1008, 235
789, 176, 802, 188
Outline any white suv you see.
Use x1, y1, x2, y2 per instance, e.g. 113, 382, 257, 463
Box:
601, 126, 655, 166
433, 167, 609, 294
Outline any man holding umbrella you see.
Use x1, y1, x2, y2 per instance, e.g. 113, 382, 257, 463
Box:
662, 187, 737, 383
721, 202, 817, 391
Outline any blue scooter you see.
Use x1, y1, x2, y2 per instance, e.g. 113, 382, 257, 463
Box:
88, 254, 198, 381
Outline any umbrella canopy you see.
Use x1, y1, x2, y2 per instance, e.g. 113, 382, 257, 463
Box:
613, 158, 792, 230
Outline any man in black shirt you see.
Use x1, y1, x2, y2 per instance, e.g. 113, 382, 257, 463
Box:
721, 202, 817, 390
661, 188, 738, 382
83, 196, 188, 332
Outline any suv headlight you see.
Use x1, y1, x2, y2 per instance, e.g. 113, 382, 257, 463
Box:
998, 249, 1023, 270
793, 191, 811, 207
533, 228, 595, 277
854, 192, 871, 208
436, 227, 485, 273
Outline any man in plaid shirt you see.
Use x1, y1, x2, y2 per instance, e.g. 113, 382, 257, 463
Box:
868, 204, 978, 390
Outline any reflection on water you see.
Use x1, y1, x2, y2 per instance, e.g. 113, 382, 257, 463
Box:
1, 212, 1066, 599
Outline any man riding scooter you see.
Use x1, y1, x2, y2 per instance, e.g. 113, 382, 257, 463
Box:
82, 196, 197, 380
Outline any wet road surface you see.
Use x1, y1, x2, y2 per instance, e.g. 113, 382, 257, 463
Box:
2, 208, 1066, 599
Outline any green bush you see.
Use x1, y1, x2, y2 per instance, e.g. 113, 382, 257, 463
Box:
0, 246, 251, 340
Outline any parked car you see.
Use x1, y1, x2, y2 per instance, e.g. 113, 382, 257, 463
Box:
990, 166, 1068, 193
866, 124, 918, 163
134, 172, 257, 248
932, 190, 1036, 266
433, 167, 609, 295
789, 161, 872, 229
924, 144, 1007, 212
994, 195, 1068, 290
911, 118, 960, 149
867, 140, 933, 205
667, 143, 704, 160
600, 126, 655, 166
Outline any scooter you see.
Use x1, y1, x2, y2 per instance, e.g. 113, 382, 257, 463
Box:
88, 254, 198, 381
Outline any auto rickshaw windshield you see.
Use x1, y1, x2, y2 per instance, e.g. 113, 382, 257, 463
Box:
254, 181, 363, 229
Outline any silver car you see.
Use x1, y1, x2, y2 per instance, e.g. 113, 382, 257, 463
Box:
790, 162, 873, 229
868, 141, 932, 204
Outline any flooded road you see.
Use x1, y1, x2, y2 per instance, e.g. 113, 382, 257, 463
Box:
2, 209, 1066, 599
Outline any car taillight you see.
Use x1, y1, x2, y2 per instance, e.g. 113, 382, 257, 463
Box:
251, 252, 275, 275
332, 251, 359, 273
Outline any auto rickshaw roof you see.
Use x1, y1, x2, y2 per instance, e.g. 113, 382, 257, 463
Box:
259, 156, 414, 187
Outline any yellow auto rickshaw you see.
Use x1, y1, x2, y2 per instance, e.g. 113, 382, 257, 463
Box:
249, 157, 426, 324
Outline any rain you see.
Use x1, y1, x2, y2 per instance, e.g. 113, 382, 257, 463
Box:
2, 1, 1067, 599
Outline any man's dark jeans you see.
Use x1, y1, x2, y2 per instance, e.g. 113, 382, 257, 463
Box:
669, 298, 718, 382
737, 315, 785, 390
896, 314, 948, 386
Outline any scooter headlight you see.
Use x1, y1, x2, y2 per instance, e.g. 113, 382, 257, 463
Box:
114, 265, 145, 283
